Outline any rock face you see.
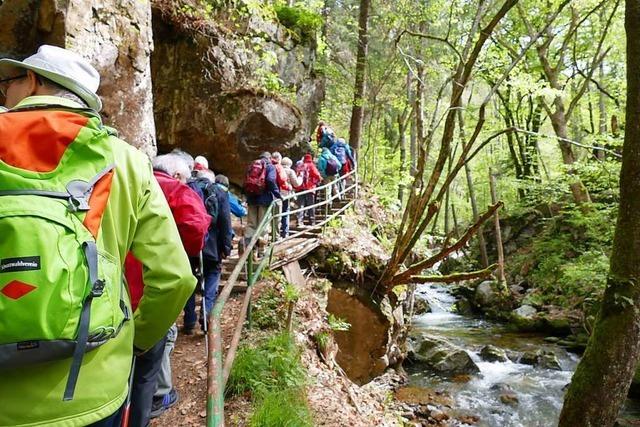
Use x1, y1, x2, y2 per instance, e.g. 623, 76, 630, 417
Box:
326, 286, 397, 385
0, 0, 156, 155
150, 4, 324, 184
409, 335, 480, 376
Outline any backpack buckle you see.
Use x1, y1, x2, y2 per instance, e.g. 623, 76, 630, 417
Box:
68, 196, 91, 212
91, 279, 105, 297
67, 181, 91, 212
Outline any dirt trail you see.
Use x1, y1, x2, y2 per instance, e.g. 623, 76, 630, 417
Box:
150, 290, 247, 427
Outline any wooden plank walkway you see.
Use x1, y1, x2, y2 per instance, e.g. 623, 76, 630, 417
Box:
219, 194, 353, 290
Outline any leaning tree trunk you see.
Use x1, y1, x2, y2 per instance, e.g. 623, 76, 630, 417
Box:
348, 0, 371, 151
559, 1, 640, 424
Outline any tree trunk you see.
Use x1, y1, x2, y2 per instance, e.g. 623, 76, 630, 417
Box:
398, 111, 408, 203
597, 60, 608, 160
489, 170, 505, 284
559, 2, 640, 424
347, 0, 371, 151
459, 110, 489, 267
548, 104, 592, 204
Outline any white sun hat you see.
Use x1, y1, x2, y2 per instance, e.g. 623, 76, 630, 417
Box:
194, 155, 209, 170
0, 45, 102, 111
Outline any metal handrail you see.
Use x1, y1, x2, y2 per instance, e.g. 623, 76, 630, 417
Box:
278, 167, 358, 202
206, 166, 358, 427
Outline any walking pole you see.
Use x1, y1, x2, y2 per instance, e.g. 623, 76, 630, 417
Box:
120, 356, 137, 427
199, 251, 208, 353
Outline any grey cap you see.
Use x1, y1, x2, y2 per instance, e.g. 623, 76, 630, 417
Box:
215, 174, 230, 187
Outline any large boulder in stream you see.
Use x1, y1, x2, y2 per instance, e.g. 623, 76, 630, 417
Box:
474, 280, 501, 308
409, 335, 480, 376
413, 297, 431, 315
519, 349, 562, 370
480, 345, 509, 363
510, 304, 543, 331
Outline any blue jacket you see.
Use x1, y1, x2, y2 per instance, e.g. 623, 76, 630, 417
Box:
246, 159, 281, 206
203, 184, 233, 262
229, 192, 247, 217
316, 148, 341, 178
331, 140, 356, 166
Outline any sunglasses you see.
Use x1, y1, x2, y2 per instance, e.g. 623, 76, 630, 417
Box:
0, 74, 27, 97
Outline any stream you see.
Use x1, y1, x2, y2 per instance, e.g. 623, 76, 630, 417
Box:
407, 283, 640, 427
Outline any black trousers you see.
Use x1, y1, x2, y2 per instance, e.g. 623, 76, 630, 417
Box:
129, 335, 167, 427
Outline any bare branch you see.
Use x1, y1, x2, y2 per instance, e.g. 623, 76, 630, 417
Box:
396, 29, 463, 63
392, 202, 503, 286
566, 0, 621, 118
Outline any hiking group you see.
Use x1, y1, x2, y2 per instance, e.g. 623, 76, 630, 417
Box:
243, 122, 356, 250
0, 45, 354, 427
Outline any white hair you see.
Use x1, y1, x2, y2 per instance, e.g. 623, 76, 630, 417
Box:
171, 149, 195, 171
195, 168, 216, 182
281, 157, 293, 167
272, 152, 282, 163
153, 154, 190, 182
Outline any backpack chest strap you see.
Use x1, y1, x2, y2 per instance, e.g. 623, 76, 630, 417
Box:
0, 164, 115, 213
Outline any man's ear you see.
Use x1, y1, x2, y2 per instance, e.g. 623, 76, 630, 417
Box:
26, 71, 41, 96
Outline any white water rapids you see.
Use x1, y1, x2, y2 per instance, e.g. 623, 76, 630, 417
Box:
408, 284, 640, 426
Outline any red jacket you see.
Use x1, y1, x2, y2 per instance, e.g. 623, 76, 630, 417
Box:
125, 170, 211, 311
299, 154, 322, 190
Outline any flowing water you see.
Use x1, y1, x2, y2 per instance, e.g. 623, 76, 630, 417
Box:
407, 284, 640, 427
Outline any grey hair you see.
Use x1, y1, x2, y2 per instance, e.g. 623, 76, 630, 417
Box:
195, 169, 216, 182
272, 152, 282, 162
39, 76, 89, 108
281, 157, 293, 167
215, 174, 229, 187
152, 153, 190, 179
171, 149, 195, 171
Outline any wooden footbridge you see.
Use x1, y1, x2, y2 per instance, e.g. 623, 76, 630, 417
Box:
207, 168, 359, 426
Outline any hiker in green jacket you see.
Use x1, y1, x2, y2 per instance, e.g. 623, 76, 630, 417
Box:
0, 45, 196, 427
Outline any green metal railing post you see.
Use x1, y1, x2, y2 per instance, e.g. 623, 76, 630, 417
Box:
246, 251, 254, 329
206, 171, 361, 427
324, 186, 330, 227
272, 203, 279, 244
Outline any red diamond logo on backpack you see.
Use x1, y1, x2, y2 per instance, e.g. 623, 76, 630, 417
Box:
1, 280, 37, 300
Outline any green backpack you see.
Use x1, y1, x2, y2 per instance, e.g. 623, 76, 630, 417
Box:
0, 135, 130, 401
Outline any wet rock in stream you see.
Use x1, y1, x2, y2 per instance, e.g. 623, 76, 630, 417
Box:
409, 335, 480, 376
479, 345, 509, 362
413, 298, 431, 315
474, 280, 501, 307
499, 393, 520, 406
510, 304, 542, 331
519, 349, 562, 370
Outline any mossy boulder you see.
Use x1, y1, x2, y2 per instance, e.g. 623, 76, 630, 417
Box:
480, 345, 508, 363
474, 280, 501, 308
409, 335, 479, 376
510, 305, 544, 331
